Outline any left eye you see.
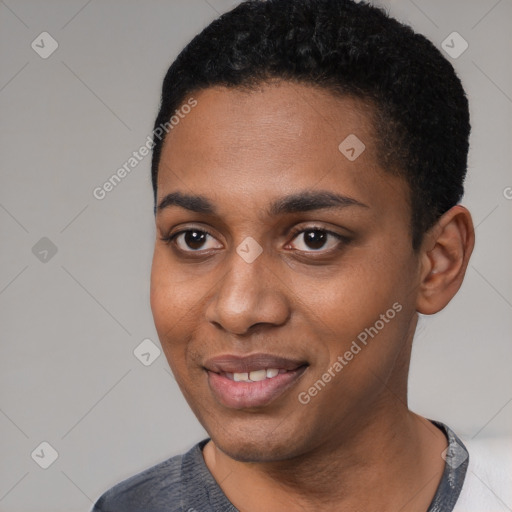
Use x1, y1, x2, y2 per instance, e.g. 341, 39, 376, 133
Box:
172, 230, 222, 251
289, 229, 343, 252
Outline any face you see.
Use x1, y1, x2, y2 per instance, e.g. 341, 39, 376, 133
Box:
150, 81, 423, 462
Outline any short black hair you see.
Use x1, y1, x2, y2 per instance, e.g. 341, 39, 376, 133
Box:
151, 0, 470, 250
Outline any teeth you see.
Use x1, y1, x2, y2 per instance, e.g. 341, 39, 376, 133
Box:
249, 369, 267, 381
230, 368, 282, 382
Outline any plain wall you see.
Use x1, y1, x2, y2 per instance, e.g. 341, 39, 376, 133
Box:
0, 1, 511, 510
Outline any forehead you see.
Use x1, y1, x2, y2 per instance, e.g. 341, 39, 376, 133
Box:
161, 81, 377, 171
156, 81, 407, 218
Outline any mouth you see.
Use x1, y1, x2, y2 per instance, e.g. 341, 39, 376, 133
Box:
204, 353, 309, 409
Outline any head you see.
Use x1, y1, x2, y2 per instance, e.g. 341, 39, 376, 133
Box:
149, 0, 474, 462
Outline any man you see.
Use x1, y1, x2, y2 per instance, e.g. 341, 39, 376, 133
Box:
92, 0, 510, 510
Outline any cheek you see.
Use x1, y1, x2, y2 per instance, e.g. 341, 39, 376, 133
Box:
150, 251, 173, 331
299, 242, 417, 372
150, 249, 216, 374
150, 249, 199, 322
150, 251, 192, 358
301, 253, 405, 327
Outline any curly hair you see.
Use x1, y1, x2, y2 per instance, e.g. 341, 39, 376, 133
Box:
151, 0, 470, 250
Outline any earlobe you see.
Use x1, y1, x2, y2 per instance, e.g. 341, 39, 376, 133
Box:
416, 205, 475, 315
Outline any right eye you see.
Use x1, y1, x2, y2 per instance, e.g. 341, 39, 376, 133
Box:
161, 229, 223, 253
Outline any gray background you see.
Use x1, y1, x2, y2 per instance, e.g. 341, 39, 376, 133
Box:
0, 0, 511, 510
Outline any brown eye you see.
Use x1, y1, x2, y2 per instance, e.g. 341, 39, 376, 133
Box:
183, 230, 207, 250
289, 228, 346, 252
165, 229, 223, 252
302, 230, 327, 250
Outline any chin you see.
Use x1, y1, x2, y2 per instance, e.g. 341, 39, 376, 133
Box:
207, 420, 310, 463
216, 438, 294, 463
189, 395, 317, 462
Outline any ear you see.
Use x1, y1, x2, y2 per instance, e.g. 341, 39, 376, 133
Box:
416, 205, 475, 315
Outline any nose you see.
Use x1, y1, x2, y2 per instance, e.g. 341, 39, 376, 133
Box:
205, 248, 290, 335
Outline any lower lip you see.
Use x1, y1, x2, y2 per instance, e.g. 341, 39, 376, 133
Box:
207, 367, 307, 409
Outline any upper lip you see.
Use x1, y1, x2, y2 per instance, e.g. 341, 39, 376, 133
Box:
204, 353, 308, 373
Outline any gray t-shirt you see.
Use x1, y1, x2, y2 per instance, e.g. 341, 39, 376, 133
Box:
91, 421, 468, 512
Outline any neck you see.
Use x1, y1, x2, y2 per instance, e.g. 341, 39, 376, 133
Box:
203, 404, 448, 512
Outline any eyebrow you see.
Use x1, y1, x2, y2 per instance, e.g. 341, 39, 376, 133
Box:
155, 190, 368, 216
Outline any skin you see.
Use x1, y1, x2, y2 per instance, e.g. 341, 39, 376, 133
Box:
150, 81, 475, 511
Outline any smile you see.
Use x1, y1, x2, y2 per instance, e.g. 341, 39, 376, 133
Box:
225, 368, 282, 382
204, 353, 308, 409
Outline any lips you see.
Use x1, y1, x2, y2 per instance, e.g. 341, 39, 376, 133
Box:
204, 353, 308, 409
205, 353, 306, 373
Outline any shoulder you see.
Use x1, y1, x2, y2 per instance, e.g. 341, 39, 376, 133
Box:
91, 442, 204, 512
454, 435, 512, 512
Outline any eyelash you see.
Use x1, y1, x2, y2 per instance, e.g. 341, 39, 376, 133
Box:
160, 227, 217, 248
160, 225, 351, 255
286, 225, 350, 252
